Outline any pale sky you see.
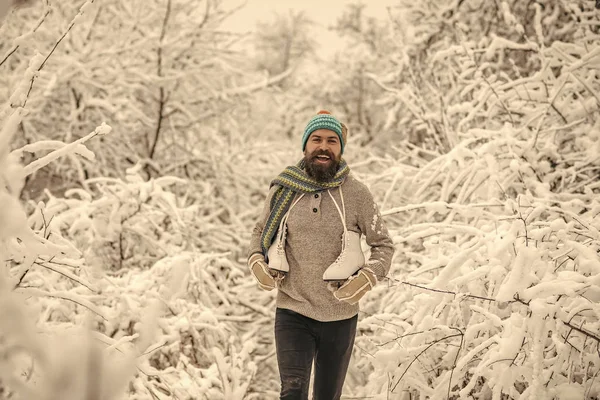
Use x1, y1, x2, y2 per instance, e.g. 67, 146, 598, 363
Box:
222, 0, 395, 55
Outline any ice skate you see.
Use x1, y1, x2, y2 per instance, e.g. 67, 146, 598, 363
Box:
267, 194, 304, 273
268, 223, 289, 273
323, 230, 365, 281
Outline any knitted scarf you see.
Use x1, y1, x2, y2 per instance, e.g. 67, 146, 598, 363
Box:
260, 158, 350, 258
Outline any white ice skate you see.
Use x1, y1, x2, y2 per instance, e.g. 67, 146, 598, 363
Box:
322, 187, 367, 281
268, 223, 289, 272
267, 194, 304, 273
322, 230, 365, 281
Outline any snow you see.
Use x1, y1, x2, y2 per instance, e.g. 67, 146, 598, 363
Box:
1, 0, 600, 399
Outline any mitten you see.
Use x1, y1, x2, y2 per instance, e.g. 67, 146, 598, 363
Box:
333, 267, 377, 305
248, 253, 285, 291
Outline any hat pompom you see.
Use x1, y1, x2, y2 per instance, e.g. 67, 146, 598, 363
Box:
317, 110, 331, 115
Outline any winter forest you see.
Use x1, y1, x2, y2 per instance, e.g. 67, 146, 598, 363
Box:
1, 0, 600, 399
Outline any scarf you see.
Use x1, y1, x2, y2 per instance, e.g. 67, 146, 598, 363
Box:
260, 158, 350, 258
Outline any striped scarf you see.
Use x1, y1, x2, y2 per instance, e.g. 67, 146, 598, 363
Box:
260, 158, 349, 258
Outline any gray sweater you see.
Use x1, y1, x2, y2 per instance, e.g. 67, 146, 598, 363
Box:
248, 173, 395, 322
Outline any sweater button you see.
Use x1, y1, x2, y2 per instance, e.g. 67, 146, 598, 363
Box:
314, 193, 319, 198
313, 208, 318, 213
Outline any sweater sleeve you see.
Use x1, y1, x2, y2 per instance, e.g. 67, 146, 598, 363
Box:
356, 185, 395, 281
247, 185, 278, 260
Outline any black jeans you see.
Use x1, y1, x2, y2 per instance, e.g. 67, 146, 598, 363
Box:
274, 308, 358, 400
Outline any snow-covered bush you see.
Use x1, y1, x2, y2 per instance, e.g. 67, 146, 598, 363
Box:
0, 115, 135, 399
0, 1, 142, 396
1, 2, 274, 398
345, 1, 600, 398
367, 0, 592, 152
353, 128, 600, 398
4, 0, 600, 398
37, 168, 272, 398
2, 141, 284, 399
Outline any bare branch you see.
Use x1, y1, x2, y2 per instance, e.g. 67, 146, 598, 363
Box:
21, 0, 98, 108
0, 0, 51, 68
148, 0, 171, 160
390, 333, 463, 393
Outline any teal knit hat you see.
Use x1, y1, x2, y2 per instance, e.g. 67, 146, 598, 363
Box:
301, 110, 344, 154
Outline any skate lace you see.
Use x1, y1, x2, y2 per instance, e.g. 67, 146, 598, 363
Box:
327, 187, 348, 263
275, 194, 304, 251
276, 240, 285, 255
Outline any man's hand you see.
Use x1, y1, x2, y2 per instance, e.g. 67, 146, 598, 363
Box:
333, 268, 377, 305
248, 253, 285, 291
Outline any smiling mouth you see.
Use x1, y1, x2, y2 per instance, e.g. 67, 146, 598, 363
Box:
314, 155, 331, 163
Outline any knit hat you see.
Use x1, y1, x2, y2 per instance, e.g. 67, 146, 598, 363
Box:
301, 110, 345, 154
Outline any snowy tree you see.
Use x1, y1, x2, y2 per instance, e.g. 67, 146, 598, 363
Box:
3, 0, 600, 398
317, 3, 397, 148
0, 1, 277, 398
340, 1, 600, 398
366, 0, 590, 152
253, 10, 317, 82
1, 0, 289, 200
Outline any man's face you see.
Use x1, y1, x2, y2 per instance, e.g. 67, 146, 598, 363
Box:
304, 129, 342, 182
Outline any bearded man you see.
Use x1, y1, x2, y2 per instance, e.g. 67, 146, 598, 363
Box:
247, 110, 395, 400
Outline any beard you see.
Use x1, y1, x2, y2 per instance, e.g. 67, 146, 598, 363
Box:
305, 149, 340, 182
